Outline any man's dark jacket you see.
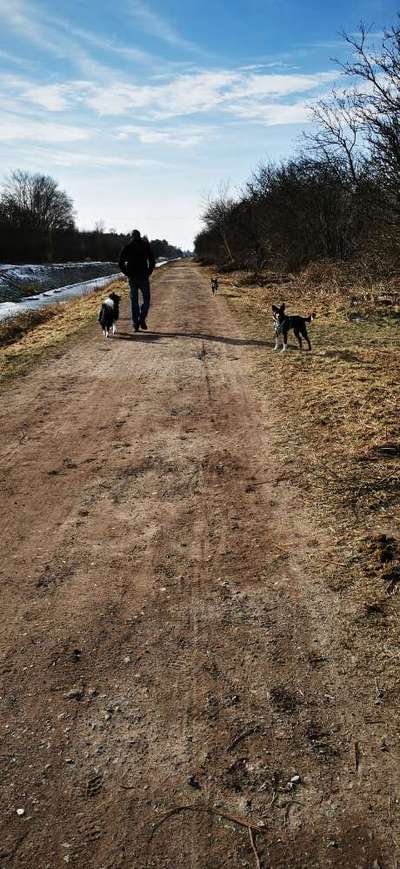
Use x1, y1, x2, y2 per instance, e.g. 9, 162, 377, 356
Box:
118, 237, 156, 280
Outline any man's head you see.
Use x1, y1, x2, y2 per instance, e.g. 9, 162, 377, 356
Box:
131, 229, 141, 240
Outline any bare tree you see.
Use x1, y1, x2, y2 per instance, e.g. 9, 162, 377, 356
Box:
304, 90, 362, 184
1, 170, 75, 232
339, 23, 400, 189
202, 183, 236, 262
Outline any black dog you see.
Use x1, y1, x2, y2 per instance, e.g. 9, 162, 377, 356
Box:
272, 303, 315, 352
98, 292, 121, 338
211, 277, 219, 295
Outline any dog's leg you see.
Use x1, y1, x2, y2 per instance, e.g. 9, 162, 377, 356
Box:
112, 324, 117, 335
302, 327, 311, 351
294, 329, 302, 350
281, 330, 288, 351
273, 325, 281, 350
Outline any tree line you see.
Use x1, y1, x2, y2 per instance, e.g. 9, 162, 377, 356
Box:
0, 170, 184, 264
195, 22, 400, 279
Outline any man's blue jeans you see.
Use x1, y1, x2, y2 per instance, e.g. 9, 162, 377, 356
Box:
128, 275, 150, 326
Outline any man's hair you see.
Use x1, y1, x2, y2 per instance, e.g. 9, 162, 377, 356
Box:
131, 229, 141, 239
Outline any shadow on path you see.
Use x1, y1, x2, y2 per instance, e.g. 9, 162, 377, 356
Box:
115, 330, 272, 349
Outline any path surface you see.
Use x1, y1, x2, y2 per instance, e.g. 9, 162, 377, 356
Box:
0, 262, 393, 867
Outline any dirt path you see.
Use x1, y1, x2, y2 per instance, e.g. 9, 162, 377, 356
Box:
0, 261, 397, 868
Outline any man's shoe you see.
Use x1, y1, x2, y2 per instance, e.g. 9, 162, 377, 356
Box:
133, 322, 140, 332
140, 319, 148, 331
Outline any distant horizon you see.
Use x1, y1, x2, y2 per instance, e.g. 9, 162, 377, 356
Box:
0, 0, 398, 249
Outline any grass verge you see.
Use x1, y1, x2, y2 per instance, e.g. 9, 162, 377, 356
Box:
213, 266, 400, 701
0, 279, 126, 385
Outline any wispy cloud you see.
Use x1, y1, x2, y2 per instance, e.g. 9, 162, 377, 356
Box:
228, 99, 312, 125
36, 150, 163, 169
229, 71, 336, 100
0, 65, 339, 130
55, 68, 338, 122
21, 83, 72, 112
0, 113, 91, 142
128, 0, 205, 55
0, 47, 35, 70
44, 13, 155, 67
0, 0, 110, 79
116, 124, 210, 147
0, 0, 156, 80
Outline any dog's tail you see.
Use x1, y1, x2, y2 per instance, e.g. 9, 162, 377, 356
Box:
306, 312, 316, 323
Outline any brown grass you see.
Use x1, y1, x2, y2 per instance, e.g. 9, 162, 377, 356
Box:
0, 278, 127, 385
0, 306, 61, 347
212, 267, 400, 699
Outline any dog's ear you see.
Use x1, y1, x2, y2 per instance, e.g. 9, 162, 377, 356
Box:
272, 304, 279, 313
280, 303, 285, 314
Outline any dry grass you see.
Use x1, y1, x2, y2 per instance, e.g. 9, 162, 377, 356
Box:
212, 267, 400, 699
0, 278, 127, 385
0, 306, 62, 348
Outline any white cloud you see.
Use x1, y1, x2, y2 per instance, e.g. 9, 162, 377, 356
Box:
0, 57, 341, 163
128, 0, 201, 54
40, 150, 163, 168
84, 72, 234, 118
117, 124, 209, 147
63, 67, 338, 122
85, 82, 156, 115
21, 83, 72, 111
229, 71, 336, 100
0, 115, 90, 142
228, 100, 312, 126
0, 64, 340, 138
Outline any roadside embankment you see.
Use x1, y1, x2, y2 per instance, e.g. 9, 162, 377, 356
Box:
0, 261, 118, 304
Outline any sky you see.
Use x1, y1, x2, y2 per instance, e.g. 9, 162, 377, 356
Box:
0, 0, 397, 249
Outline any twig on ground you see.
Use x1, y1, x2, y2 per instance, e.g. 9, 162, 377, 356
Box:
354, 740, 361, 772
249, 827, 262, 869
227, 725, 263, 752
149, 803, 265, 843
269, 790, 278, 808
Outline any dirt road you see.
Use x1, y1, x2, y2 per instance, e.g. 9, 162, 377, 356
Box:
0, 261, 397, 867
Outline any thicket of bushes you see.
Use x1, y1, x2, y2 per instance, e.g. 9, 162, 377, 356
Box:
195, 23, 400, 280
0, 170, 184, 264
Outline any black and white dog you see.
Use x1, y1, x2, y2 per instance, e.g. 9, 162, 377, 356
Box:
272, 303, 316, 352
98, 292, 121, 338
211, 277, 219, 295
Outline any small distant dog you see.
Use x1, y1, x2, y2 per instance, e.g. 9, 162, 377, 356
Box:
98, 292, 121, 338
211, 277, 219, 295
272, 303, 316, 352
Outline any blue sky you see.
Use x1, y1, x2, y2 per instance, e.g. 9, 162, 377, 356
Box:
0, 0, 397, 248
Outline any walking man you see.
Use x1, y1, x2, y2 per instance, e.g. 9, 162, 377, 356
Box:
118, 229, 155, 331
